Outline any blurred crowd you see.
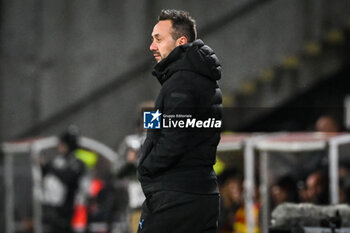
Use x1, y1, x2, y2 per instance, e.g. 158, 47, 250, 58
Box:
216, 166, 350, 233
216, 115, 350, 233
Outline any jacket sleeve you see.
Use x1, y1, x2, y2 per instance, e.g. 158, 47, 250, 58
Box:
139, 72, 197, 177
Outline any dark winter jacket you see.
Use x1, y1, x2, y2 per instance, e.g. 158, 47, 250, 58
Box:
41, 151, 85, 228
137, 39, 223, 196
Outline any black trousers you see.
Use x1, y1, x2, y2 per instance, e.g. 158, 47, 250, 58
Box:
137, 190, 220, 233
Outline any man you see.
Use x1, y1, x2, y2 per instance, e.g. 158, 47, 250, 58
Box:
217, 169, 243, 233
304, 171, 329, 204
271, 175, 299, 208
137, 9, 222, 233
315, 115, 340, 133
40, 126, 86, 233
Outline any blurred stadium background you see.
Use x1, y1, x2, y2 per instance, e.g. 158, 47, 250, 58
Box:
1, 0, 350, 233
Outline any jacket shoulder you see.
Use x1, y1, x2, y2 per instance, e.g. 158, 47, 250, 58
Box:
162, 70, 199, 90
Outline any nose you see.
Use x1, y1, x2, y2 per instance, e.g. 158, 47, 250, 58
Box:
150, 41, 157, 52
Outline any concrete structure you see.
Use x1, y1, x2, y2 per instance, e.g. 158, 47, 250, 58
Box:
1, 0, 349, 149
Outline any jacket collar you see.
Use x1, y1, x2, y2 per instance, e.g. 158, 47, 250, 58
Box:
152, 40, 205, 85
152, 46, 184, 84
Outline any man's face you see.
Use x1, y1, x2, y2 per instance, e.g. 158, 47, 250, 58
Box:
226, 179, 243, 204
271, 185, 288, 205
58, 142, 68, 155
306, 174, 323, 202
150, 20, 177, 63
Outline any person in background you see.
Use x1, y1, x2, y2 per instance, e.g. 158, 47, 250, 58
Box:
40, 126, 86, 233
233, 175, 260, 233
116, 101, 152, 232
271, 175, 299, 209
86, 173, 129, 233
303, 171, 329, 204
116, 101, 151, 179
217, 169, 243, 233
315, 115, 340, 133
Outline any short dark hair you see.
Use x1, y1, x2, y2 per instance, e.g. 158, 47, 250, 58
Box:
158, 9, 197, 42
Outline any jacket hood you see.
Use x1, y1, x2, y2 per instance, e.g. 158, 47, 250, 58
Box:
152, 39, 221, 84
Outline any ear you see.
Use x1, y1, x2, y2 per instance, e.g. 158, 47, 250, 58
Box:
176, 36, 188, 46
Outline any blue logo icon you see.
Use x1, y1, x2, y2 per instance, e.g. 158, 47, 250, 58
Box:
143, 110, 162, 129
139, 219, 145, 229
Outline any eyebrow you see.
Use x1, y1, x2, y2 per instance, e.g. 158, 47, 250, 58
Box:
151, 34, 161, 42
